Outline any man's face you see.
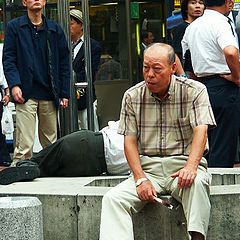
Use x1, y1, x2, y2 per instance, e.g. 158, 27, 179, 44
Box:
22, 0, 46, 11
145, 32, 154, 45
70, 18, 83, 41
187, 0, 205, 19
143, 49, 176, 95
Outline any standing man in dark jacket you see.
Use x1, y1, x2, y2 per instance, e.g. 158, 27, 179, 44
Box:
70, 9, 101, 131
3, 0, 70, 166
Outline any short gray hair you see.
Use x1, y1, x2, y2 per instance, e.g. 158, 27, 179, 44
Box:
145, 43, 176, 65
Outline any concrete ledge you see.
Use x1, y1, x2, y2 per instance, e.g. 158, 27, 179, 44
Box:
1, 169, 240, 239
209, 168, 240, 186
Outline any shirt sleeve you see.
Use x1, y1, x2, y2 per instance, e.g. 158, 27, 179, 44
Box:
189, 85, 216, 129
217, 20, 239, 50
118, 91, 138, 136
181, 28, 189, 59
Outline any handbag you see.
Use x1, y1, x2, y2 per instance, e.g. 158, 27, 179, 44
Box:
1, 106, 14, 134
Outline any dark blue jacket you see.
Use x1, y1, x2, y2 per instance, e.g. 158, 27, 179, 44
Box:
73, 38, 101, 110
3, 15, 70, 106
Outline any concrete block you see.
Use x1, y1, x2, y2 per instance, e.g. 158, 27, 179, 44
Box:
77, 187, 110, 240
133, 199, 189, 240
36, 194, 78, 240
209, 168, 240, 185
208, 185, 240, 240
0, 196, 43, 240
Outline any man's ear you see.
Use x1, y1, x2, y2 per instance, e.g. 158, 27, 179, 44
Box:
22, 0, 26, 7
171, 62, 177, 74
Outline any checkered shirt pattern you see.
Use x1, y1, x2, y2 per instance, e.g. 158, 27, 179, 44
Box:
118, 75, 216, 156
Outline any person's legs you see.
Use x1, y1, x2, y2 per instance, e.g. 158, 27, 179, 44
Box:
78, 101, 99, 131
204, 78, 239, 167
166, 161, 211, 239
0, 165, 40, 185
93, 100, 99, 131
0, 133, 67, 184
12, 99, 37, 165
38, 100, 57, 148
56, 130, 106, 176
100, 156, 166, 240
99, 177, 147, 240
78, 108, 88, 130
30, 136, 65, 176
0, 102, 11, 165
31, 130, 106, 177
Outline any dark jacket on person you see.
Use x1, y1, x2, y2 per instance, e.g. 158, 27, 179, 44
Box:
72, 38, 101, 110
3, 15, 70, 107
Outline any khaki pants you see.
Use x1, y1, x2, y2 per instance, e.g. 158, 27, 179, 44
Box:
100, 155, 211, 240
12, 99, 57, 165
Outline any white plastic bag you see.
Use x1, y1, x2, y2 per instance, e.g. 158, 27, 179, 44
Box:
1, 106, 14, 134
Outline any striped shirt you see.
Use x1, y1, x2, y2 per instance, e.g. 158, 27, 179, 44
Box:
118, 75, 216, 156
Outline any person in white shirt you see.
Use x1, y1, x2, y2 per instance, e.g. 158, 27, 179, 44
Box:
0, 121, 130, 185
182, 0, 240, 167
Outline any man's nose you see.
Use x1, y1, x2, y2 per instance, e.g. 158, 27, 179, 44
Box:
147, 68, 155, 77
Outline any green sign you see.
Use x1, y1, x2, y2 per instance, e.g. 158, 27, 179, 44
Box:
131, 2, 139, 19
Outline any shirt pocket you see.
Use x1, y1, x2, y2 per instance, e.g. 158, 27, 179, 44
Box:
173, 117, 192, 141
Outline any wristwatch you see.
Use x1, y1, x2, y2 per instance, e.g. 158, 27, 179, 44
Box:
135, 177, 148, 187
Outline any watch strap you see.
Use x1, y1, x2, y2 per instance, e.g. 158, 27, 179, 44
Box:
135, 177, 148, 187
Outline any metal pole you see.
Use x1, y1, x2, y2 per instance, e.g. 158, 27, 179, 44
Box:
57, 0, 79, 135
81, 0, 95, 131
125, 0, 133, 86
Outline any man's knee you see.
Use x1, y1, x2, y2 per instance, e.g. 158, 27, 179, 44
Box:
102, 188, 119, 206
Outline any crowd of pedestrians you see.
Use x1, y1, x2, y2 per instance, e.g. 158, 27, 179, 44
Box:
182, 0, 240, 167
1, 0, 238, 170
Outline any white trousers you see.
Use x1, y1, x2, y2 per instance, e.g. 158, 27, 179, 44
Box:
100, 156, 211, 240
12, 99, 57, 165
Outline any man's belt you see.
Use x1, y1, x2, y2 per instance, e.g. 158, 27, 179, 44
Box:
197, 74, 221, 82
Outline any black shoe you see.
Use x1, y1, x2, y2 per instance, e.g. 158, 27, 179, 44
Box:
0, 166, 40, 185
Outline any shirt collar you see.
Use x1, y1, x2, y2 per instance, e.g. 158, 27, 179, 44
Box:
150, 74, 176, 102
19, 14, 56, 32
204, 9, 228, 22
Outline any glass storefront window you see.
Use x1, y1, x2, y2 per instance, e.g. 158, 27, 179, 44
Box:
65, 1, 129, 81
2, 0, 172, 130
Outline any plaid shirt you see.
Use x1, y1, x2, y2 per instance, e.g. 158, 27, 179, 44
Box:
118, 75, 216, 156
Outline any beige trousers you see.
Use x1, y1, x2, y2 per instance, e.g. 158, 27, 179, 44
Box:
100, 155, 211, 240
12, 99, 57, 165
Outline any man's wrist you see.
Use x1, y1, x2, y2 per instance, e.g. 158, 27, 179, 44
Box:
135, 177, 148, 187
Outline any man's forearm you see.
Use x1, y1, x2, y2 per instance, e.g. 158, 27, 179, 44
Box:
186, 125, 208, 168
124, 135, 145, 180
